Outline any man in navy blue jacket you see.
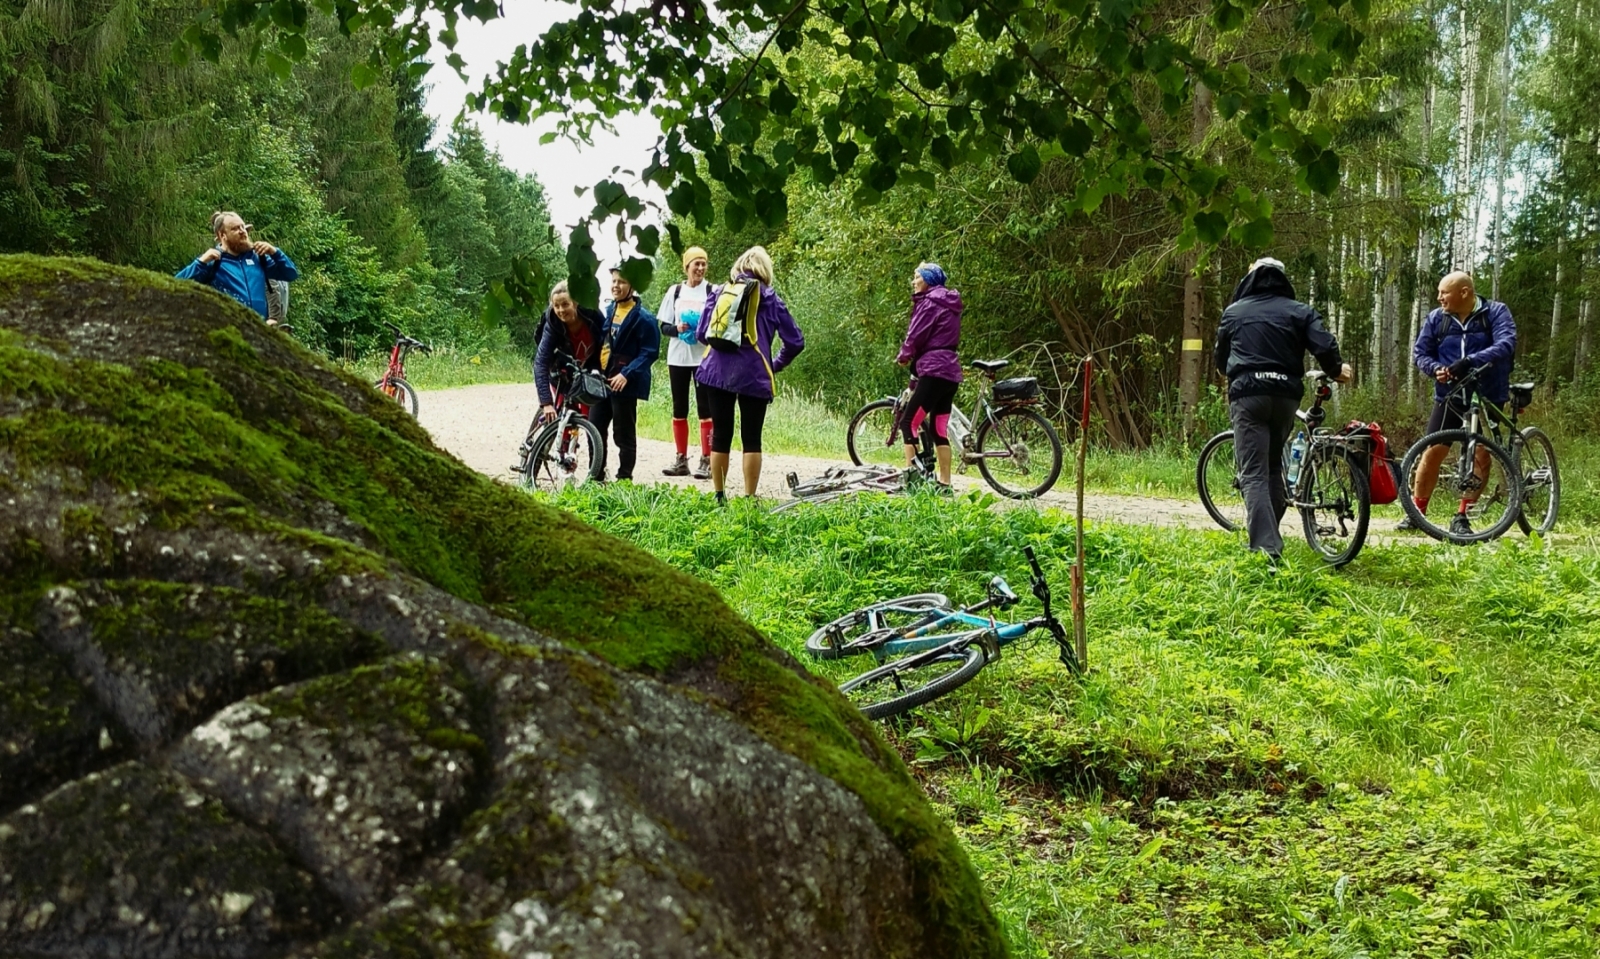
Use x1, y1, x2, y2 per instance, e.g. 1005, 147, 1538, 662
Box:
1401, 271, 1517, 534
175, 212, 299, 322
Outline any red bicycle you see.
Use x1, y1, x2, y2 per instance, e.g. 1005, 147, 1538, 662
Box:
374, 322, 431, 416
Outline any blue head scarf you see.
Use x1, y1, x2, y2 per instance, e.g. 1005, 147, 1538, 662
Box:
916, 262, 947, 288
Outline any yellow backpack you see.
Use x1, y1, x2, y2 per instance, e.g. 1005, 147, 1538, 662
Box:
704, 280, 760, 352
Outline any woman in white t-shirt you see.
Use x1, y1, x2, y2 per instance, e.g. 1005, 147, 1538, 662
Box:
658, 246, 714, 478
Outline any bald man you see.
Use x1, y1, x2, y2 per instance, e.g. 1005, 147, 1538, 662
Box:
1401, 272, 1518, 534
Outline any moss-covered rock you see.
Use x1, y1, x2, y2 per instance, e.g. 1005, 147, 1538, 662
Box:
0, 761, 339, 957
0, 255, 1006, 958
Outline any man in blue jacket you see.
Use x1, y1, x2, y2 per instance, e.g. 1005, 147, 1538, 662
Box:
591, 266, 660, 482
175, 212, 299, 323
1401, 271, 1517, 535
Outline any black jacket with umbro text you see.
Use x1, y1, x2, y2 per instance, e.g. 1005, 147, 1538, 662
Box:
1212, 266, 1344, 400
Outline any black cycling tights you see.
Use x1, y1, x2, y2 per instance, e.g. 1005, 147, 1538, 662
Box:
897, 375, 960, 447
703, 384, 769, 454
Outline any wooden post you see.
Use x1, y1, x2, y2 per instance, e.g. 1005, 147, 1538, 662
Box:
1072, 356, 1092, 671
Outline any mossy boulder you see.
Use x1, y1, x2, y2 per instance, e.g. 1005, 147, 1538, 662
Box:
0, 255, 1007, 958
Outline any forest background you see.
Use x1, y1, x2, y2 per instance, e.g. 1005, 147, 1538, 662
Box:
3, 0, 1598, 450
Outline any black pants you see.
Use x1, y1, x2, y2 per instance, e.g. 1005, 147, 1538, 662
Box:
897, 374, 960, 446
1230, 394, 1299, 558
668, 364, 709, 420
703, 384, 769, 454
589, 394, 638, 480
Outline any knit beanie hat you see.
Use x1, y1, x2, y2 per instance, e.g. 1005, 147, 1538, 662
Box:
682, 246, 709, 270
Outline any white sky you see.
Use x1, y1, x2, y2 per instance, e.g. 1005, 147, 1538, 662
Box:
421, 3, 667, 289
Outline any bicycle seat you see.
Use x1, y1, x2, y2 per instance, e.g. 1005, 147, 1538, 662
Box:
1510, 381, 1535, 391
986, 576, 1019, 608
1304, 370, 1327, 381
971, 359, 1010, 374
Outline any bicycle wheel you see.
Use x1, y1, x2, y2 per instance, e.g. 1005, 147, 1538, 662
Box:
836, 641, 988, 720
805, 593, 953, 660
1398, 428, 1523, 544
974, 407, 1064, 498
847, 399, 903, 467
1196, 429, 1244, 532
523, 417, 605, 491
1298, 446, 1370, 567
1514, 426, 1560, 536
374, 376, 418, 416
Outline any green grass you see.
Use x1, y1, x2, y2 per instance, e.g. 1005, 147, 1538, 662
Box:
540, 483, 1600, 957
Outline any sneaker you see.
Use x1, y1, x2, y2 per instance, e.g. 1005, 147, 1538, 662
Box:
692, 456, 711, 480
662, 454, 690, 477
1395, 516, 1416, 531
1449, 513, 1473, 537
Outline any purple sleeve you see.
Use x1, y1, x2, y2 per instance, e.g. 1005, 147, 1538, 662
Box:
896, 301, 930, 365
1413, 313, 1443, 376
771, 294, 805, 373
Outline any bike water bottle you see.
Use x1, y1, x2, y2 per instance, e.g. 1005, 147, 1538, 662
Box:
1286, 431, 1307, 485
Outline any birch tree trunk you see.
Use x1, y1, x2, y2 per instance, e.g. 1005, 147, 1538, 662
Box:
1178, 81, 1214, 437
1410, 74, 1436, 401
1548, 234, 1565, 388
1491, 0, 1512, 299
1452, 9, 1480, 272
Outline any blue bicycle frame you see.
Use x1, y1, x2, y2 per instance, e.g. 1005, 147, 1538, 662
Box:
863, 599, 1031, 662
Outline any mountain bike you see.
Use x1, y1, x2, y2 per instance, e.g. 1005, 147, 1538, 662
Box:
1195, 371, 1371, 567
515, 352, 607, 491
373, 322, 431, 416
1396, 366, 1547, 543
806, 546, 1079, 720
847, 360, 1064, 498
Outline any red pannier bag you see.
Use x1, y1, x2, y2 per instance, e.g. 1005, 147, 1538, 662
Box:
1338, 420, 1399, 505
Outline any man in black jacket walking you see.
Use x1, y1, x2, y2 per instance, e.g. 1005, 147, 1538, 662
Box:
1213, 258, 1352, 560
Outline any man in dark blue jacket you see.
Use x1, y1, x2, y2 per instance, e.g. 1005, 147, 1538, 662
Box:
174, 212, 299, 322
590, 266, 660, 482
1401, 271, 1518, 534
1214, 257, 1351, 561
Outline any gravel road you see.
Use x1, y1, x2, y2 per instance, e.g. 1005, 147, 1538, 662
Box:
414, 382, 1230, 529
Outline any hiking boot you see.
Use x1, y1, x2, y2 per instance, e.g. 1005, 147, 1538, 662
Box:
662, 454, 690, 477
1449, 513, 1473, 537
692, 455, 711, 479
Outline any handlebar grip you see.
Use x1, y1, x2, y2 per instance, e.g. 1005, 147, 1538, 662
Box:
1024, 545, 1044, 578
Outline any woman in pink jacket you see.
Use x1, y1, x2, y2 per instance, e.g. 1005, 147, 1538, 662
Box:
895, 262, 963, 488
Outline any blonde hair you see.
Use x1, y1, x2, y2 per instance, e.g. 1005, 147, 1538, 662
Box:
730, 246, 774, 287
549, 280, 572, 303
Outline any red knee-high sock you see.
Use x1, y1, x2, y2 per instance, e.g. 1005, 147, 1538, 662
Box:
672, 418, 689, 456
699, 419, 713, 456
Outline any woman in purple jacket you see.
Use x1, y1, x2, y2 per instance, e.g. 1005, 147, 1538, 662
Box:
695, 246, 805, 503
896, 262, 963, 488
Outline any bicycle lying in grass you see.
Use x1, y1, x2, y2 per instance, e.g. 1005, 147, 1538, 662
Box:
806, 546, 1079, 720
373, 322, 431, 416
515, 352, 608, 491
847, 359, 1064, 498
1396, 366, 1557, 544
1195, 370, 1371, 567
775, 420, 950, 513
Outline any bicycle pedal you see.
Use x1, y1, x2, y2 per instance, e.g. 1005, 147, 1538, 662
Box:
786, 471, 798, 490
